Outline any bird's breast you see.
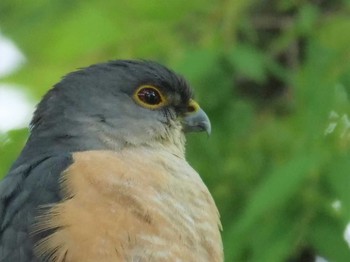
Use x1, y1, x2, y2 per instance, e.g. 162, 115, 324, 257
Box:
34, 149, 223, 262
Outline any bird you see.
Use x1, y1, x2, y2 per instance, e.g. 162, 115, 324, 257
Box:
0, 60, 223, 262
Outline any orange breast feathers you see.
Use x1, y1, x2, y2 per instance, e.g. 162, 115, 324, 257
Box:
34, 149, 223, 262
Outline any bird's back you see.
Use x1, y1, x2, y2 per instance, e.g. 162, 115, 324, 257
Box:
0, 154, 72, 261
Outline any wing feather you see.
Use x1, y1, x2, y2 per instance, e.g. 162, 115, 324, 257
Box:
0, 154, 72, 262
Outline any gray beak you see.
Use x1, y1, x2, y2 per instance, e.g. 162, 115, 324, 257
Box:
182, 100, 211, 135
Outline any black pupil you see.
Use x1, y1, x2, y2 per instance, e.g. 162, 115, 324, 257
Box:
138, 88, 161, 105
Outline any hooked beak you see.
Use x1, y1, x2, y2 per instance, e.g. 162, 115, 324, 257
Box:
182, 100, 211, 135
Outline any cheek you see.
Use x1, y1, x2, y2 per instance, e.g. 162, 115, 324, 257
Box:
121, 110, 165, 134
112, 102, 170, 137
161, 107, 178, 122
118, 118, 168, 145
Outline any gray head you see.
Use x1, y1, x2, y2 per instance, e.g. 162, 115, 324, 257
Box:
20, 60, 211, 162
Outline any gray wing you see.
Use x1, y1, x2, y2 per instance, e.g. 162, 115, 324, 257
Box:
0, 154, 72, 262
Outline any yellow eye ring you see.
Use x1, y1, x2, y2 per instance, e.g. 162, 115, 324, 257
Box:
133, 85, 168, 109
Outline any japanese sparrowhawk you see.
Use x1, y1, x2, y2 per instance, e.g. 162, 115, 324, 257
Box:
0, 60, 223, 261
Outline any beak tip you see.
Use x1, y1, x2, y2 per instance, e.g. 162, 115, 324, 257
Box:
182, 108, 211, 135
203, 121, 211, 136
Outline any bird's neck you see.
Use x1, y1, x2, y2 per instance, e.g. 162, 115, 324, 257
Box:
13, 125, 186, 169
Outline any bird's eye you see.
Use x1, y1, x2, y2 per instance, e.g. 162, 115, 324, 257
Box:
138, 88, 161, 105
133, 85, 167, 109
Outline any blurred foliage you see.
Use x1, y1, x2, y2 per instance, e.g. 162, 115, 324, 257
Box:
1, 0, 350, 261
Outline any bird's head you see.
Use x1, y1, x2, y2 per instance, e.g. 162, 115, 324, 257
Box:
28, 60, 210, 157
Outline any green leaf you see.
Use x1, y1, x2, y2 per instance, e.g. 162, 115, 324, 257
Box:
327, 156, 350, 218
0, 129, 28, 178
310, 215, 350, 261
228, 44, 267, 82
224, 153, 322, 260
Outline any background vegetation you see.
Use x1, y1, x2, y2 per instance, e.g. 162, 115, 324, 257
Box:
1, 0, 350, 261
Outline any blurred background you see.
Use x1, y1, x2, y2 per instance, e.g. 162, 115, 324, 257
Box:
1, 0, 350, 261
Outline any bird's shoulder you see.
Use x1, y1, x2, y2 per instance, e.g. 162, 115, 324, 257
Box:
0, 153, 72, 262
